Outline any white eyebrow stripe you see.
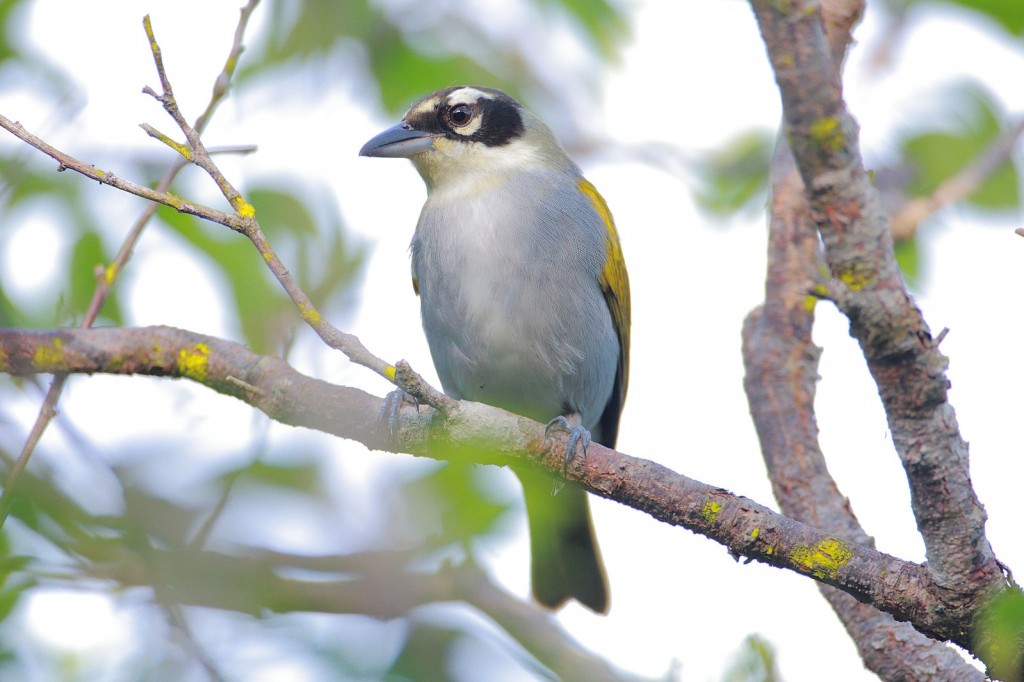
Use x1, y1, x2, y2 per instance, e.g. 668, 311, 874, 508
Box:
447, 87, 494, 104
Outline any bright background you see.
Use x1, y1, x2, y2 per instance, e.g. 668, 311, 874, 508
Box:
1, 1, 1022, 680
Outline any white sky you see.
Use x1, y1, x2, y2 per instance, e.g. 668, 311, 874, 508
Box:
2, 1, 1023, 680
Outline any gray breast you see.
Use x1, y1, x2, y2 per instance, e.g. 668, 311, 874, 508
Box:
411, 169, 618, 428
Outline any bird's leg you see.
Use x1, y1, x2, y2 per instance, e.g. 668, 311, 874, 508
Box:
380, 388, 420, 444
544, 413, 591, 495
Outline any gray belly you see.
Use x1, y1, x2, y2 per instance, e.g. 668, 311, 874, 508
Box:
415, 236, 617, 429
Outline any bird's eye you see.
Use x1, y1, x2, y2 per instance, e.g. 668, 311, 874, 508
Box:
447, 104, 473, 127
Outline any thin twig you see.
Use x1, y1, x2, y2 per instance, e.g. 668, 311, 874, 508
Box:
163, 602, 227, 682
0, 1, 262, 528
138, 14, 434, 401
891, 115, 1024, 240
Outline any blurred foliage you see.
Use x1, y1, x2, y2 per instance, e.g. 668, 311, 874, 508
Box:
719, 634, 780, 682
1, 0, 1023, 679
973, 588, 1024, 681
698, 7, 1022, 285
245, 0, 628, 114
0, 0, 632, 678
901, 82, 1020, 211
883, 0, 1024, 36
693, 130, 773, 219
892, 235, 920, 284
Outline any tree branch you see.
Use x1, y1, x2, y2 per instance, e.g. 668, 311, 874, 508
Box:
81, 545, 644, 682
748, 0, 1006, 627
742, 2, 986, 679
744, 152, 983, 681
0, 0, 263, 531
0, 324, 994, 649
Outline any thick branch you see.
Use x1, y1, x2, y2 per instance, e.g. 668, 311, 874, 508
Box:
0, 325, 987, 648
748, 0, 1004, 620
744, 151, 983, 680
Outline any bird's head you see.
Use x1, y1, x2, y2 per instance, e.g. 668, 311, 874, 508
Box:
359, 85, 572, 190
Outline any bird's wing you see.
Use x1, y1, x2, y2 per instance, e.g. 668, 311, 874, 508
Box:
577, 178, 631, 448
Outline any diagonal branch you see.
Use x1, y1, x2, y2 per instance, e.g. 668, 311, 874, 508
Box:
748, 0, 1006, 623
0, 324, 993, 650
742, 1, 985, 679
744, 151, 983, 681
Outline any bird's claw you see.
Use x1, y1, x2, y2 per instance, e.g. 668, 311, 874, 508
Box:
381, 388, 420, 443
544, 416, 591, 495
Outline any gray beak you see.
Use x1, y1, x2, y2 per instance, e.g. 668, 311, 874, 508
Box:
359, 123, 436, 158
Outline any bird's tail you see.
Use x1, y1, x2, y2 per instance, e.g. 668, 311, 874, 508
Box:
515, 466, 609, 614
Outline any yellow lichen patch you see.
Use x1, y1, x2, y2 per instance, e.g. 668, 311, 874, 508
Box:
176, 343, 211, 381
34, 337, 67, 371
809, 117, 843, 153
384, 365, 397, 382
298, 302, 322, 326
164, 192, 186, 211
802, 295, 818, 312
837, 267, 872, 291
701, 499, 723, 524
750, 527, 761, 539
232, 196, 256, 219
790, 537, 853, 580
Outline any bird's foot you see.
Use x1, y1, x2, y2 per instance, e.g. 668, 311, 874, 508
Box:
544, 416, 591, 495
381, 388, 420, 443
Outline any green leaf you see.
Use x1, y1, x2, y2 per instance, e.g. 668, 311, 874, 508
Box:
397, 464, 512, 547
974, 588, 1024, 681
157, 205, 292, 354
720, 634, 781, 682
367, 34, 499, 115
387, 624, 460, 682
68, 231, 122, 325
538, 0, 630, 60
694, 130, 772, 218
245, 0, 373, 71
932, 0, 1024, 35
0, 586, 25, 623
225, 460, 321, 494
893, 235, 920, 285
902, 83, 1020, 213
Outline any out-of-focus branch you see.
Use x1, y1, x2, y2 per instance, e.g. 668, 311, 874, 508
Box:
83, 545, 644, 682
748, 0, 1006, 640
0, 324, 996, 649
890, 116, 1024, 240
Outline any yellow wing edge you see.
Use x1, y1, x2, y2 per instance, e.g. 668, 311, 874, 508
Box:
578, 177, 631, 427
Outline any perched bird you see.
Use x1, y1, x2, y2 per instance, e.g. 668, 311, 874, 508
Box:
360, 86, 630, 613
